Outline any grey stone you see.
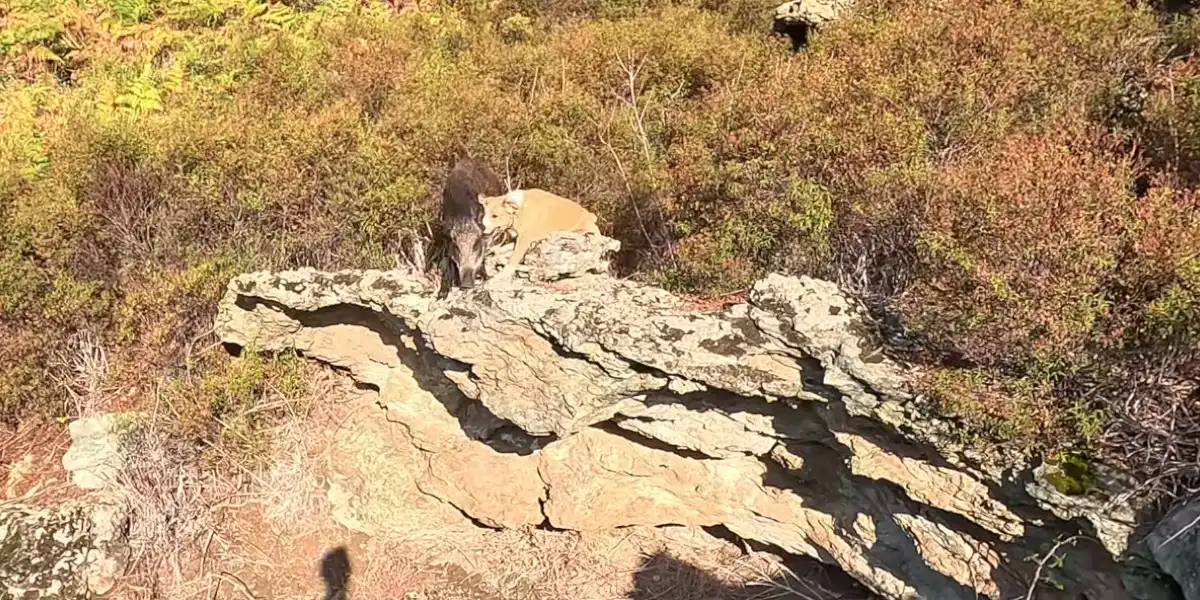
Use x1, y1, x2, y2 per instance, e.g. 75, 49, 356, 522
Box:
1123, 548, 1186, 600
485, 231, 620, 282
1145, 501, 1200, 600
615, 402, 779, 458
774, 0, 856, 26
1027, 461, 1140, 556
61, 413, 142, 491
0, 501, 129, 599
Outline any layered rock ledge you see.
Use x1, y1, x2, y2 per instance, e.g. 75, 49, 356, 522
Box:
214, 233, 1149, 600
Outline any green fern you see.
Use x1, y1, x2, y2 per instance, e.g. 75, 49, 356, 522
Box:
241, 0, 269, 19
22, 136, 51, 180
163, 57, 186, 92
1, 19, 65, 57
111, 0, 154, 23
115, 66, 165, 114
259, 2, 301, 30
163, 0, 231, 27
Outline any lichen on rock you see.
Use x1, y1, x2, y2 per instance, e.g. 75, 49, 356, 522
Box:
0, 501, 129, 599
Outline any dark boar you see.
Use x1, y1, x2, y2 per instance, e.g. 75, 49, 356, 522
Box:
439, 157, 505, 294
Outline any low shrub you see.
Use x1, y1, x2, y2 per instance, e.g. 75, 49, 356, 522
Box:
166, 348, 313, 463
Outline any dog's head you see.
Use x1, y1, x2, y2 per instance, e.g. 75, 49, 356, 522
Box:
480, 189, 523, 233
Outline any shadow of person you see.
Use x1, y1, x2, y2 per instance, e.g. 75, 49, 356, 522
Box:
629, 552, 729, 600
319, 546, 352, 600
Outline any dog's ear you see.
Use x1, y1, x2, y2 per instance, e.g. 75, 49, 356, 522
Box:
477, 193, 488, 207
503, 189, 525, 209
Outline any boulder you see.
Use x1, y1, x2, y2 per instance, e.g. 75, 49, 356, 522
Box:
61, 413, 143, 491
0, 501, 129, 599
774, 0, 856, 27
214, 232, 1147, 600
485, 233, 620, 282
1144, 501, 1200, 600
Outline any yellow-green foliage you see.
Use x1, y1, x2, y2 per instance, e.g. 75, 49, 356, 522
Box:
1044, 453, 1097, 496
1, 0, 1199, 475
927, 366, 1109, 456
166, 348, 312, 463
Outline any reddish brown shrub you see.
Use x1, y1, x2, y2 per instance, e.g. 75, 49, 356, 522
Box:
905, 122, 1135, 367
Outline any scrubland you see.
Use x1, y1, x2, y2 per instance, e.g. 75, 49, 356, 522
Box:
2, 0, 1199, 504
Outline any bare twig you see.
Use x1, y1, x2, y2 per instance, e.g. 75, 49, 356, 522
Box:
0, 426, 34, 455
1021, 536, 1084, 600
1098, 344, 1200, 510
1156, 510, 1200, 549
53, 331, 110, 418
0, 482, 71, 508
394, 228, 433, 279
200, 529, 215, 578
615, 54, 653, 166
216, 572, 259, 600
735, 559, 835, 600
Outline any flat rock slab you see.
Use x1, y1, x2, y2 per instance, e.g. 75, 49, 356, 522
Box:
61, 414, 142, 491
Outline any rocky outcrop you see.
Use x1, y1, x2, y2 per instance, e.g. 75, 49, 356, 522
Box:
0, 501, 129, 599
772, 0, 855, 50
0, 414, 136, 599
774, 0, 856, 27
215, 232, 1149, 600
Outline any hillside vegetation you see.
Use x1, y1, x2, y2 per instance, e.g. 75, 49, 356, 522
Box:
2, 0, 1199, 502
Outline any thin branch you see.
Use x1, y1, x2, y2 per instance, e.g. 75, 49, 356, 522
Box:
215, 572, 260, 600
1021, 536, 1084, 600
615, 54, 654, 166
1156, 510, 1200, 550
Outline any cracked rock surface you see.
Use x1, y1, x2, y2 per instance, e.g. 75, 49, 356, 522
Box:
216, 232, 1150, 600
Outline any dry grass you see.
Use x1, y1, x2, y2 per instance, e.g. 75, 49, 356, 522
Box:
0, 422, 77, 507
257, 417, 329, 529
114, 421, 219, 597
1098, 349, 1200, 509
105, 366, 331, 598
312, 526, 860, 600
739, 560, 866, 600
55, 331, 111, 419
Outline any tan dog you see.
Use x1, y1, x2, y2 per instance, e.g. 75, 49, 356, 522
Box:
480, 188, 601, 278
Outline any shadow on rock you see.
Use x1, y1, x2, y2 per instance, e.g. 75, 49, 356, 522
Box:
629, 551, 877, 600
319, 546, 352, 600
227, 297, 547, 455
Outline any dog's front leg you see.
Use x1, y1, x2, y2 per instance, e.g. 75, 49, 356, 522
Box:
496, 234, 535, 278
